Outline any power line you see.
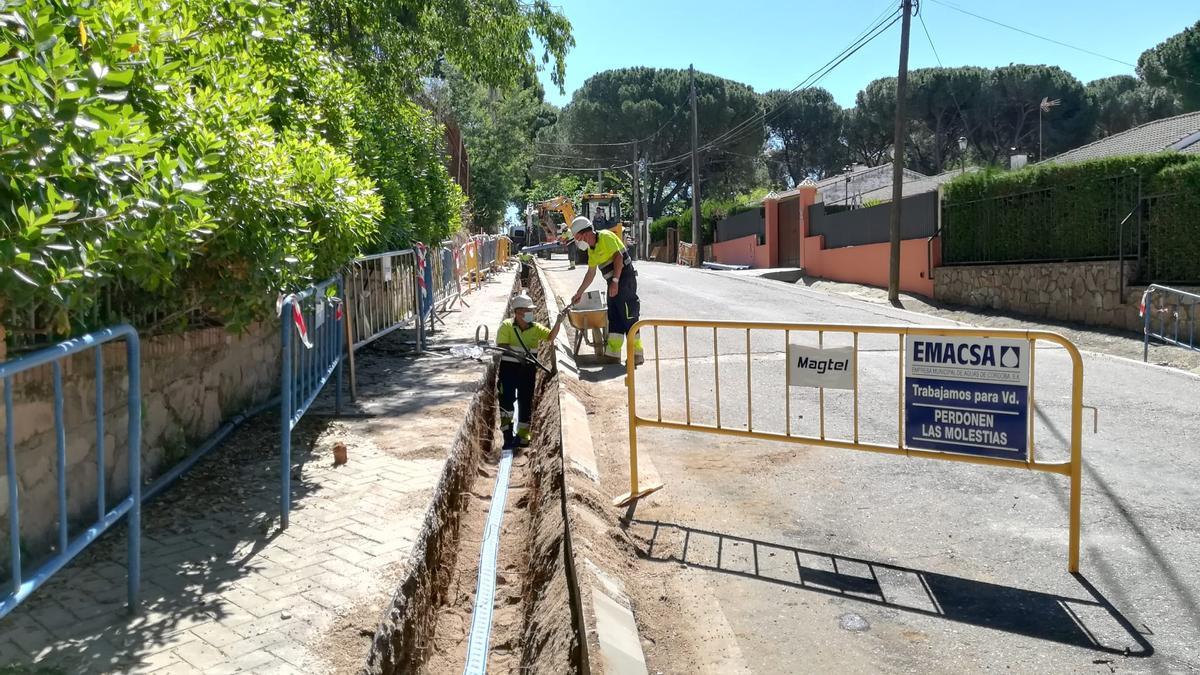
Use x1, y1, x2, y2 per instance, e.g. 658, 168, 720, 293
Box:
927, 0, 1135, 69
530, 161, 635, 172
535, 101, 687, 150
917, 5, 974, 156
704, 8, 903, 151
649, 8, 902, 170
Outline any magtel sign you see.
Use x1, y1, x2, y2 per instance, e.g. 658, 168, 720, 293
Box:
788, 345, 854, 390
904, 336, 1030, 460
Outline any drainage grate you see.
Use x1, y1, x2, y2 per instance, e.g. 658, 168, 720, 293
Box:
462, 447, 514, 675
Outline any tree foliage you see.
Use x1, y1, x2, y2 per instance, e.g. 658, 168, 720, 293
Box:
1, 0, 570, 342
1138, 20, 1200, 111
307, 0, 573, 94
764, 88, 845, 183
1086, 75, 1181, 138
548, 67, 765, 217
433, 71, 556, 232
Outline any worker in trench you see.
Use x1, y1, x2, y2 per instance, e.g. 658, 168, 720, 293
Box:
568, 215, 644, 366
496, 293, 562, 450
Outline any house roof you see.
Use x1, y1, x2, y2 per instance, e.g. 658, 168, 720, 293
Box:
1041, 110, 1200, 165
857, 166, 981, 202
768, 163, 928, 201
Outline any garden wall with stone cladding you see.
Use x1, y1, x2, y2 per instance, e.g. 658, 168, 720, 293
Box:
1, 323, 279, 566
934, 260, 1147, 333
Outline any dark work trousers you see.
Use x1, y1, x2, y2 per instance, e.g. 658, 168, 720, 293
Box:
606, 271, 640, 336
498, 360, 537, 434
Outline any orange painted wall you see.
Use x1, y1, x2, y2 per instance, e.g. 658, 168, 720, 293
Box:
801, 235, 940, 297
712, 234, 773, 268
711, 235, 757, 266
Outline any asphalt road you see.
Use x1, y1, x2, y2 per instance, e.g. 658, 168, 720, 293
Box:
545, 257, 1200, 674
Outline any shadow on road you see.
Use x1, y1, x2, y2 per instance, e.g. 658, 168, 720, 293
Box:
576, 357, 627, 382
628, 518, 1153, 658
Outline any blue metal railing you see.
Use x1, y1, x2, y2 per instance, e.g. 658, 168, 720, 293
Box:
437, 245, 455, 302
421, 245, 435, 330
1142, 284, 1200, 361
279, 276, 344, 528
1, 325, 141, 618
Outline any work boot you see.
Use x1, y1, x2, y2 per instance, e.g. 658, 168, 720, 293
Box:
501, 427, 517, 450
604, 334, 624, 363
634, 348, 645, 367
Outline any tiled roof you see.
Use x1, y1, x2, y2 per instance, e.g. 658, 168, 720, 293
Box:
769, 163, 929, 202
1041, 111, 1200, 165
857, 166, 981, 202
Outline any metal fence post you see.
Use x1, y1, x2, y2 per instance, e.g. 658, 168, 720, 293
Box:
335, 274, 344, 416
1143, 289, 1152, 362
414, 266, 425, 353
279, 302, 293, 530
423, 246, 435, 334
126, 333, 142, 613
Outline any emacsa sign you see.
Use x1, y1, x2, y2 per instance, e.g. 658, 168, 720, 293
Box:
911, 340, 1021, 369
906, 336, 1030, 384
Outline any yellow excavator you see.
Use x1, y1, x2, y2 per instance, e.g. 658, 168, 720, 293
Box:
531, 193, 627, 267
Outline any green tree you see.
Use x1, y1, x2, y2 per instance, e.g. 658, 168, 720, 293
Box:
906, 67, 988, 174
763, 88, 845, 182
844, 80, 895, 167
551, 67, 765, 217
306, 0, 573, 94
435, 71, 556, 232
972, 65, 1093, 164
1138, 20, 1200, 111
1086, 75, 1182, 138
1, 0, 383, 332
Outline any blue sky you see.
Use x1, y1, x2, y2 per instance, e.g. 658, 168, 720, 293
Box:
535, 0, 1199, 108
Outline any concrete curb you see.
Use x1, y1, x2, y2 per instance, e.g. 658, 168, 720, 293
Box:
536, 260, 651, 675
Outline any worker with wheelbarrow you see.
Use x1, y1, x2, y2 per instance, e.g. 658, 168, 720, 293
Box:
569, 216, 644, 366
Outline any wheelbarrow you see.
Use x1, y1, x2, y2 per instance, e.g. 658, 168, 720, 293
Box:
568, 292, 608, 357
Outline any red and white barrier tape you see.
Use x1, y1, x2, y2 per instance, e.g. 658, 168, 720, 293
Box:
276, 293, 342, 350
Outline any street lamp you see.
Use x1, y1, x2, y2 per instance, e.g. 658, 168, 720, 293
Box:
957, 136, 967, 175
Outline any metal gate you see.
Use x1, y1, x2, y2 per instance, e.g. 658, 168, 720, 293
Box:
777, 195, 803, 267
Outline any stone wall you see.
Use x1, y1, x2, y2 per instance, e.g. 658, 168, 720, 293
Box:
1, 323, 279, 559
934, 260, 1145, 332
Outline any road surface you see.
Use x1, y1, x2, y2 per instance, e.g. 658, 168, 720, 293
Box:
545, 257, 1200, 674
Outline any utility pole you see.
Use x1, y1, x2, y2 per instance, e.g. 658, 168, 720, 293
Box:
631, 142, 641, 258
597, 167, 603, 193
887, 0, 913, 304
689, 64, 702, 267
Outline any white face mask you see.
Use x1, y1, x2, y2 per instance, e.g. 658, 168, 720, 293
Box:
575, 239, 589, 251
521, 311, 534, 323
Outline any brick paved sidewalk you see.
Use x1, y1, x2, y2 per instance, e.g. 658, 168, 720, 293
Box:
0, 270, 515, 673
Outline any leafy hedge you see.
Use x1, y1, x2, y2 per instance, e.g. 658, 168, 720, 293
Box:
650, 194, 762, 245
1145, 161, 1200, 282
0, 0, 462, 341
941, 154, 1200, 271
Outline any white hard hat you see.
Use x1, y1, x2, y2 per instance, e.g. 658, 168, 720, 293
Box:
511, 294, 535, 310
570, 216, 593, 236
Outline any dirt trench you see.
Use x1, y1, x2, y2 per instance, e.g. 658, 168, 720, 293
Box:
362, 269, 582, 674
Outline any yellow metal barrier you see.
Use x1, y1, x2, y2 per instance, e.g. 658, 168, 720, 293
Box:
497, 236, 510, 266
620, 319, 1085, 572
463, 240, 481, 293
